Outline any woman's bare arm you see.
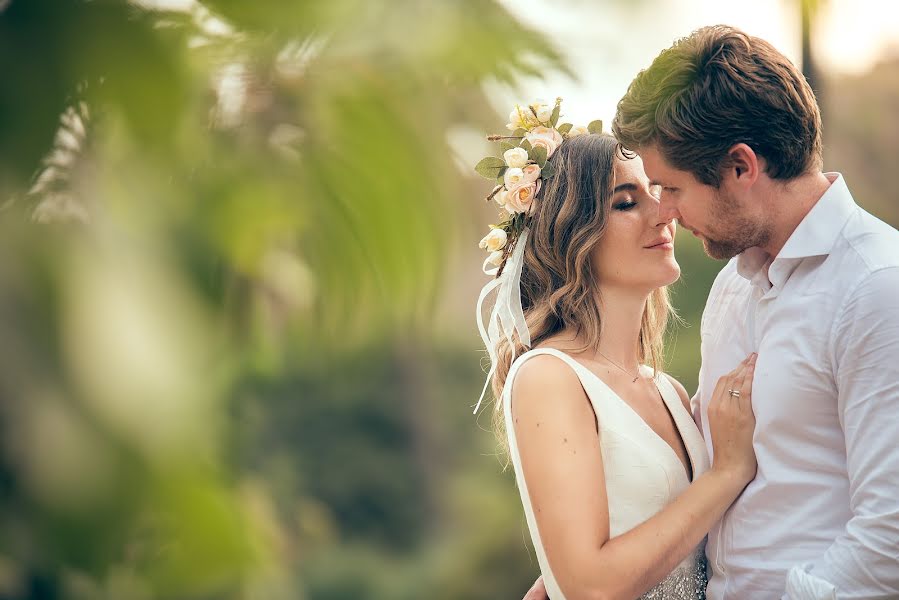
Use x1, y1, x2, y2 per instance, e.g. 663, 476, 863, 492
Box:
512, 354, 756, 600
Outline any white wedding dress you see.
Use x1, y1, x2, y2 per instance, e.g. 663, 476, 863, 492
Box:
503, 348, 711, 600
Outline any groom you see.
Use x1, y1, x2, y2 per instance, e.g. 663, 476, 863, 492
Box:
526, 25, 899, 599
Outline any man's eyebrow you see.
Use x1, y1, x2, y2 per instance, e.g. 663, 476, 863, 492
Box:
649, 180, 667, 187
612, 183, 638, 193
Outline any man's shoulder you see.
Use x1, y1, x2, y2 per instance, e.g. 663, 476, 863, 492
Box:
839, 207, 899, 274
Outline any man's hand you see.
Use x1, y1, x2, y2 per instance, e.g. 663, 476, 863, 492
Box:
522, 575, 548, 600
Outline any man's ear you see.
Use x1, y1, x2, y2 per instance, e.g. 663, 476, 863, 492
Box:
724, 143, 760, 189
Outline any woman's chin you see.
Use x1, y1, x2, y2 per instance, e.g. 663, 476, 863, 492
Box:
657, 261, 681, 287
606, 260, 680, 291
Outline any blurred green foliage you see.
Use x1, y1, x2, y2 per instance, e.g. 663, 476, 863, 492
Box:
0, 0, 565, 598
1, 1, 897, 599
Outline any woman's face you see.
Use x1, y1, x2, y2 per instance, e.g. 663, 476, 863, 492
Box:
592, 154, 680, 292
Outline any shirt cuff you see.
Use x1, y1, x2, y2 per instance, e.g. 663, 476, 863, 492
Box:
785, 563, 837, 600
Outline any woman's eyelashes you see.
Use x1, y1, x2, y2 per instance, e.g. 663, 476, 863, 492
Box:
614, 183, 660, 210
613, 197, 638, 211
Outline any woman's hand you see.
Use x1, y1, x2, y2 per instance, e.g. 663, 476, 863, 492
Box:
707, 353, 758, 488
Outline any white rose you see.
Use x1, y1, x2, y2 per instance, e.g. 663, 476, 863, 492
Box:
486, 250, 505, 267
479, 228, 508, 252
505, 180, 541, 214
519, 104, 541, 127
535, 104, 554, 123
525, 126, 564, 158
567, 124, 589, 137
503, 147, 529, 169
504, 167, 524, 188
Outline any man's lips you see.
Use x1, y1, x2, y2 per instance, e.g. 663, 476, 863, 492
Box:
678, 222, 702, 238
681, 226, 702, 239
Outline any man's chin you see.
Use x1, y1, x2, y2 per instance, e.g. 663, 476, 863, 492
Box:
702, 238, 744, 261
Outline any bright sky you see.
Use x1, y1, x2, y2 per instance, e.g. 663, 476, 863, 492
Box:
491, 0, 899, 129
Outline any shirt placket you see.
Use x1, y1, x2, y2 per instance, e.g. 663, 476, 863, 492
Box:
719, 283, 766, 598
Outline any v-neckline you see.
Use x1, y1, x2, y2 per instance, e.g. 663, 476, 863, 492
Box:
547, 350, 696, 484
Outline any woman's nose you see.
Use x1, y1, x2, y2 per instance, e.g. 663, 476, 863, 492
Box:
657, 194, 680, 223
649, 198, 675, 228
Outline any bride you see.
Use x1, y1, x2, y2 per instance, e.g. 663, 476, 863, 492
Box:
474, 101, 757, 600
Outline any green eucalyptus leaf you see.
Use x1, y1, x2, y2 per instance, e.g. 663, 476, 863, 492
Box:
532, 145, 547, 167
475, 156, 506, 179
588, 120, 604, 134
550, 104, 561, 127
520, 139, 532, 152
512, 127, 527, 138
500, 141, 516, 154
557, 123, 573, 135
541, 161, 555, 179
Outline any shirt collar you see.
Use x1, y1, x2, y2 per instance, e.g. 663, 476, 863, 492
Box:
775, 173, 857, 260
736, 173, 857, 283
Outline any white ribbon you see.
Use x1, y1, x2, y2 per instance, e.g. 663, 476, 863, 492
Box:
473, 228, 531, 414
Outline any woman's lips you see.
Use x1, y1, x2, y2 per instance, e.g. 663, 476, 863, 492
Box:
645, 241, 674, 250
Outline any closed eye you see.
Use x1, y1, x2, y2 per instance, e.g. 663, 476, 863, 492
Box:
614, 199, 638, 211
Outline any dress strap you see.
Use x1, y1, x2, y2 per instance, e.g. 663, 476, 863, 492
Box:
503, 347, 592, 400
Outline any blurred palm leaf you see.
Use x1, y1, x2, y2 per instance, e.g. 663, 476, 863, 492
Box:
0, 0, 568, 597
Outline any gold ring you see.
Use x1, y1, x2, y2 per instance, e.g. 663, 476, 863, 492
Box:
728, 389, 741, 398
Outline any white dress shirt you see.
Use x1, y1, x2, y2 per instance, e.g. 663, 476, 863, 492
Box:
695, 174, 899, 599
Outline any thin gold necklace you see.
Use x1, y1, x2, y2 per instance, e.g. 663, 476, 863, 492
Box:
597, 350, 640, 383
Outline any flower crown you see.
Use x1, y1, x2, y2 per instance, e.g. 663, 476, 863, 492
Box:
475, 98, 603, 273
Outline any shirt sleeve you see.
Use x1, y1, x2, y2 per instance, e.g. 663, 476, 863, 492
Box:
785, 266, 899, 599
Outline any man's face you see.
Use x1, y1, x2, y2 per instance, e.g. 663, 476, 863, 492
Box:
638, 145, 768, 260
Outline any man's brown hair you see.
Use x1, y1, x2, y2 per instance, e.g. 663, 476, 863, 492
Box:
613, 25, 822, 186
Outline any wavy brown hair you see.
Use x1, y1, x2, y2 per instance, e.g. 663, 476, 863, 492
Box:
488, 134, 675, 449
613, 24, 822, 186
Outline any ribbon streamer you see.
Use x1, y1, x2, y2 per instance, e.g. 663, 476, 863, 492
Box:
474, 228, 531, 414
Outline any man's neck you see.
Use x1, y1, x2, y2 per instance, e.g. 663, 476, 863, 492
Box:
758, 170, 833, 258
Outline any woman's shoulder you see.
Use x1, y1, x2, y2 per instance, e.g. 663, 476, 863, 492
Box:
508, 346, 595, 430
509, 346, 586, 405
512, 347, 580, 389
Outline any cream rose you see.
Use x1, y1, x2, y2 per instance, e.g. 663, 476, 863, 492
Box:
479, 227, 508, 252
503, 167, 525, 188
567, 124, 589, 137
503, 147, 529, 169
493, 189, 508, 208
520, 105, 541, 127
526, 126, 564, 158
505, 180, 541, 214
508, 106, 527, 128
521, 163, 541, 183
